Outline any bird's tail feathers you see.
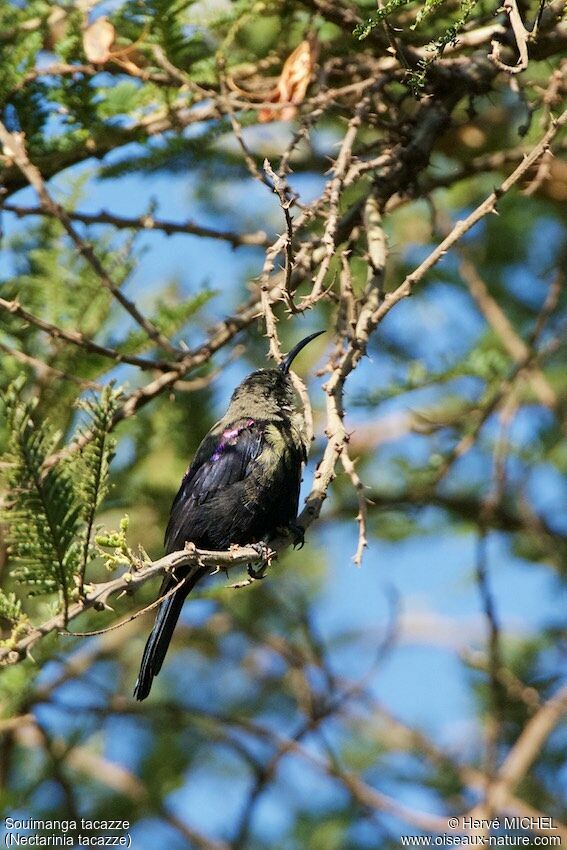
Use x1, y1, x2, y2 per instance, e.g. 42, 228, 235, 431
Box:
133, 568, 205, 701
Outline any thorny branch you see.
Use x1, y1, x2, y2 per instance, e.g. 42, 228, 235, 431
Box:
0, 543, 277, 666
489, 0, 542, 75
1, 201, 270, 248
0, 123, 180, 358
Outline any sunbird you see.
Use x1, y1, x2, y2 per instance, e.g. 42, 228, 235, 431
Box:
134, 331, 323, 700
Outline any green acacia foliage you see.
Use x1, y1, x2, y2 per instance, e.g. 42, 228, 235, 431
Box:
1, 383, 120, 624
3, 382, 83, 607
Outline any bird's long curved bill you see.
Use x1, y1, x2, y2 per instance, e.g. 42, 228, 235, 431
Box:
280, 330, 325, 374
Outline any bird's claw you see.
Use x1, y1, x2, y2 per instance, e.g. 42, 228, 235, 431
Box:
246, 541, 274, 580
274, 523, 304, 549
247, 562, 267, 581
250, 540, 273, 564
289, 523, 305, 550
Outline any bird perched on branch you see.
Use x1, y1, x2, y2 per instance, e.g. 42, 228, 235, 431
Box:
134, 330, 323, 700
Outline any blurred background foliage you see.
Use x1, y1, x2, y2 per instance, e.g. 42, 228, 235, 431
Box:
0, 0, 566, 847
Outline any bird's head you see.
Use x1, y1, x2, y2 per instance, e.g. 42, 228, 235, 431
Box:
226, 331, 324, 420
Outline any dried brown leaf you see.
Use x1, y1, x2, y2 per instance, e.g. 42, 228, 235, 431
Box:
258, 38, 318, 123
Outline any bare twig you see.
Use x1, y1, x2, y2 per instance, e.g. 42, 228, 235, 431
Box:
0, 340, 101, 389
2, 201, 269, 248
0, 122, 180, 357
490, 0, 545, 74
0, 297, 175, 372
263, 158, 297, 312
371, 107, 567, 326
0, 543, 276, 667
490, 0, 531, 74
299, 98, 370, 310
459, 258, 557, 409
468, 683, 567, 819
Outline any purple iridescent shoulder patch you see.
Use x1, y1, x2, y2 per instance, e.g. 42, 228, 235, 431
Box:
211, 419, 255, 461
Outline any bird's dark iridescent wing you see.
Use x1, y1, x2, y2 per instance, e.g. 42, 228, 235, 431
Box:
164, 418, 265, 551
136, 420, 266, 700
189, 419, 264, 504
